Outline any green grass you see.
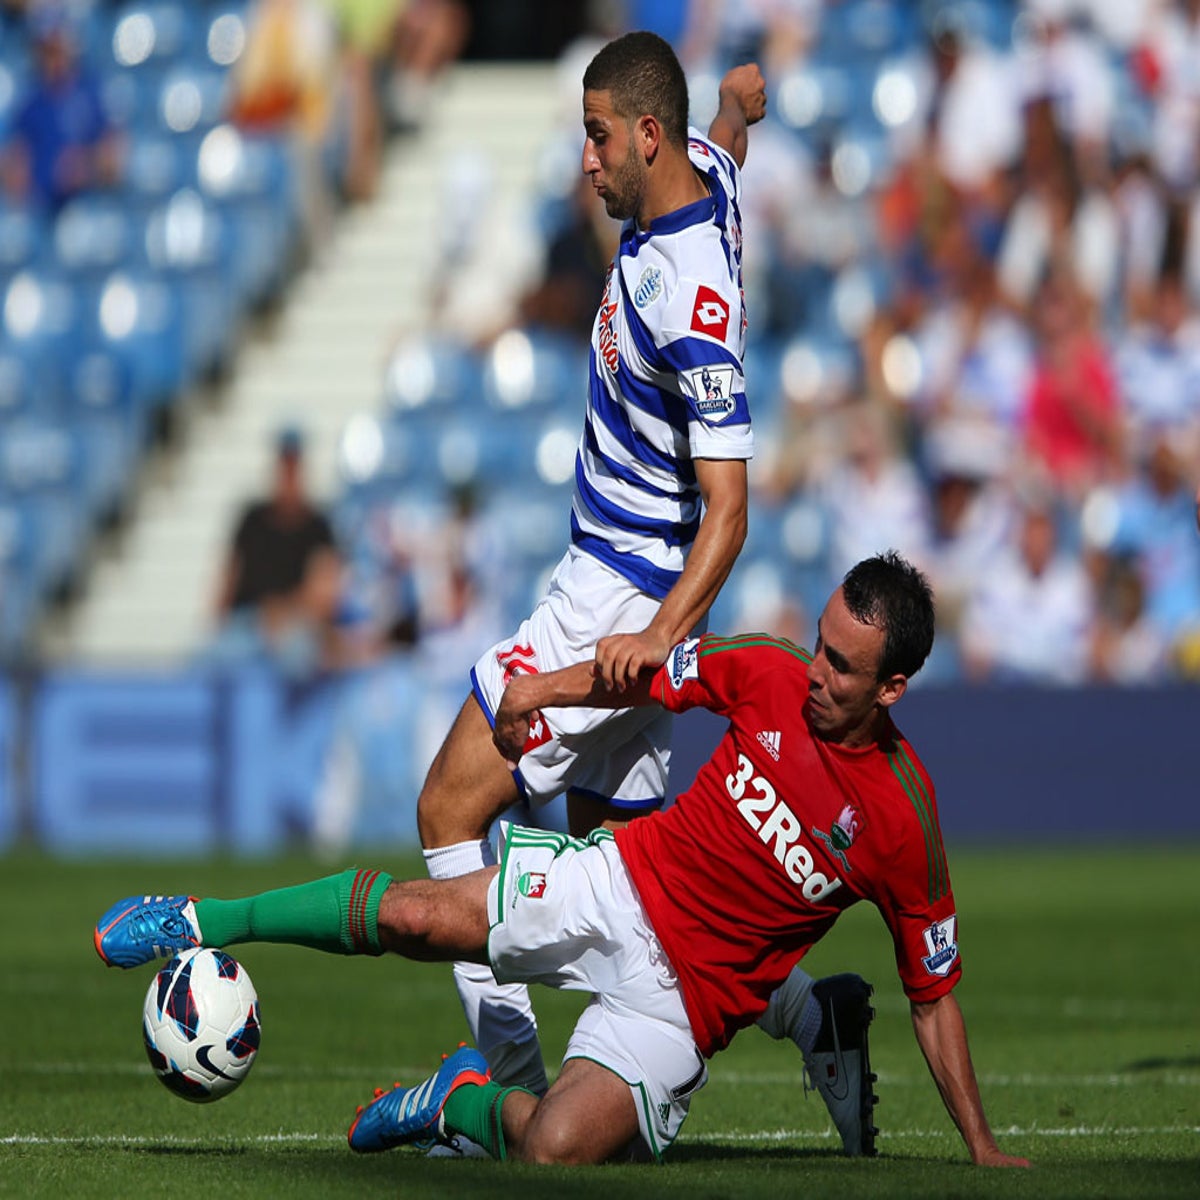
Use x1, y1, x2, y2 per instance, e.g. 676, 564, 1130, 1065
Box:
2, 846, 1198, 1199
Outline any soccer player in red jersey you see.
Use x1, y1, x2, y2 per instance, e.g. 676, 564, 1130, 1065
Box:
95, 553, 1028, 1167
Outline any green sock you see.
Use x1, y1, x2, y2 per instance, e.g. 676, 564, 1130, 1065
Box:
194, 868, 393, 956
442, 1083, 532, 1161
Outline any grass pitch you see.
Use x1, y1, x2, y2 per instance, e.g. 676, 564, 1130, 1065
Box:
1, 845, 1197, 1199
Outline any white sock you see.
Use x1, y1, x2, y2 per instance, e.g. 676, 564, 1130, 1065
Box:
424, 839, 549, 1094
758, 965, 823, 1057
423, 837, 495, 879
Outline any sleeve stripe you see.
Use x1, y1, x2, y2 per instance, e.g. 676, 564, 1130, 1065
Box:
888, 745, 949, 902
697, 633, 812, 663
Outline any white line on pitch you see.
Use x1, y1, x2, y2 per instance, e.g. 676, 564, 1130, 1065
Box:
4, 1125, 1198, 1149
687, 1124, 1200, 1144
16, 1063, 1200, 1089
712, 1070, 1200, 1088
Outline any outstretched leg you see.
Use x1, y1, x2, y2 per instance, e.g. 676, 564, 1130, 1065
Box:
95, 870, 496, 967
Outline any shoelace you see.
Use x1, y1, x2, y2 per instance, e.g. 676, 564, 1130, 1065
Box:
131, 906, 177, 943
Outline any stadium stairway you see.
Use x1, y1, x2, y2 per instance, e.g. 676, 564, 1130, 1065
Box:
45, 64, 559, 665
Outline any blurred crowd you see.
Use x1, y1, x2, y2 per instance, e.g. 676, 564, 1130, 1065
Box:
0, 0, 470, 220
373, 0, 1200, 689
7, 0, 1195, 691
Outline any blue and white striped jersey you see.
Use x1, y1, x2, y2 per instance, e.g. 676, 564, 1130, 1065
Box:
571, 130, 754, 599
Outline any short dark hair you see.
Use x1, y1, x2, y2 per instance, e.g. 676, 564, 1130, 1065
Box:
841, 552, 936, 681
582, 31, 690, 147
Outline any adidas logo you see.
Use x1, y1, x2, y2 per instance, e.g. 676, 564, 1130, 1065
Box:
757, 730, 781, 760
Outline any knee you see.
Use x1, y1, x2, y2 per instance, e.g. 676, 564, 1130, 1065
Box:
417, 775, 496, 849
518, 1119, 600, 1166
416, 782, 475, 849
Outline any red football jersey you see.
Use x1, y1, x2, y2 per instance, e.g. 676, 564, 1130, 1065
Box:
615, 633, 961, 1058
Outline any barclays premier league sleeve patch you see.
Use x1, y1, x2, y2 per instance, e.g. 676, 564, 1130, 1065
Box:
667, 638, 701, 690
682, 364, 737, 423
921, 915, 959, 976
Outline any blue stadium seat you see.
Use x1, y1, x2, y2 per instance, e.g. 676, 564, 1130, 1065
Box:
0, 333, 64, 418
0, 200, 48, 290
195, 125, 300, 309
143, 188, 238, 377
338, 413, 422, 496
774, 64, 852, 141
100, 61, 163, 134
120, 131, 198, 206
817, 0, 929, 64
481, 328, 586, 415
52, 194, 138, 283
0, 268, 83, 414
383, 336, 483, 417
108, 2, 192, 76
153, 62, 230, 138
0, 499, 40, 660
0, 418, 88, 598
198, 5, 252, 71
483, 484, 567, 572
0, 51, 30, 132
68, 347, 146, 521
85, 268, 190, 411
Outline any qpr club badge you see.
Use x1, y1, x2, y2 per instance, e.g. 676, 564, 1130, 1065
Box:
634, 265, 663, 308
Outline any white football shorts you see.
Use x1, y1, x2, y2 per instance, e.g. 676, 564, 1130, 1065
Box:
487, 823, 708, 1159
470, 545, 680, 809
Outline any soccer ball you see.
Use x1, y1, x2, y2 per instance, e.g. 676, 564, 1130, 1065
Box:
142, 947, 261, 1102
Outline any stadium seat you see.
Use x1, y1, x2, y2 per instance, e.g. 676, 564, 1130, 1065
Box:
1, 268, 82, 414
120, 132, 198, 207
383, 336, 483, 417
195, 124, 300, 309
85, 268, 191, 412
199, 5, 252, 72
481, 328, 586, 415
143, 188, 238, 377
0, 334, 64, 418
0, 418, 88, 599
0, 200, 49, 290
109, 2, 192, 75
0, 499, 40, 660
68, 346, 145, 522
52, 194, 138, 284
154, 62, 230, 138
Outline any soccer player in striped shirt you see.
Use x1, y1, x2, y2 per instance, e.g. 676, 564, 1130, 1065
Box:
410, 32, 765, 1100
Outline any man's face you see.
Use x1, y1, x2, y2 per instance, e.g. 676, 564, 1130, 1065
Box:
581, 89, 646, 221
805, 587, 893, 746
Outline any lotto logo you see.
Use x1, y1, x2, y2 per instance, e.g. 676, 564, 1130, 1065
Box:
691, 286, 730, 340
523, 711, 553, 753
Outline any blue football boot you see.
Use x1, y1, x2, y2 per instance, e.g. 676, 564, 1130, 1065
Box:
348, 1045, 492, 1153
94, 895, 201, 968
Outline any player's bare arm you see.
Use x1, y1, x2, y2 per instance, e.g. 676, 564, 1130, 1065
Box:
594, 457, 747, 691
706, 63, 766, 168
493, 662, 657, 768
910, 992, 1031, 1168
